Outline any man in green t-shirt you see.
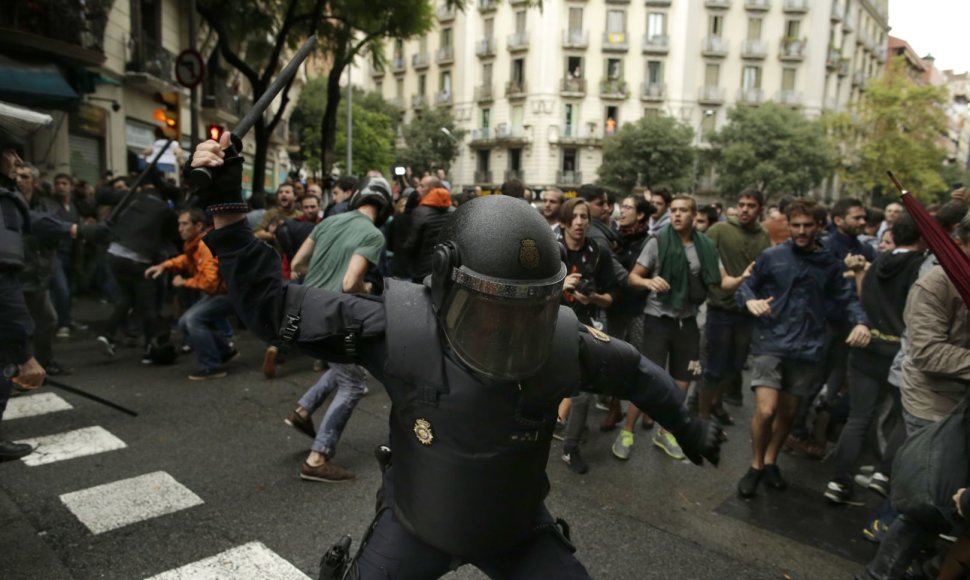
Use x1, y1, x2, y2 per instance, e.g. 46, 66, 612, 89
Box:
284, 177, 391, 482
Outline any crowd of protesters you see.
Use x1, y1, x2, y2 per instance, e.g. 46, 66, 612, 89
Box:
8, 137, 970, 578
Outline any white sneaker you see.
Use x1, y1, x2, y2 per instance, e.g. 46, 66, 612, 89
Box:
56, 326, 71, 339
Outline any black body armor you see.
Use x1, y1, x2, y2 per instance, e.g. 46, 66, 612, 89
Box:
0, 184, 29, 270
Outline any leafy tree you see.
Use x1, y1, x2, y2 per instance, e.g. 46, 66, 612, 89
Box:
827, 57, 950, 203
293, 80, 397, 176
396, 107, 465, 174
597, 116, 695, 194
708, 102, 836, 200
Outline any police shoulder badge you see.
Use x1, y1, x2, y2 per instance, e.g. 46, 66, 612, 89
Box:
519, 239, 540, 270
583, 324, 610, 342
413, 418, 434, 445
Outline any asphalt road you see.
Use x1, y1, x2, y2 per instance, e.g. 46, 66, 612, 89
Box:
0, 300, 879, 579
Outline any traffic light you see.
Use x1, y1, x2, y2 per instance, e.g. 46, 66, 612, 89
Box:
206, 124, 223, 142
153, 91, 181, 140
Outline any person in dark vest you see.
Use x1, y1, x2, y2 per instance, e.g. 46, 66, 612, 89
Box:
190, 133, 722, 579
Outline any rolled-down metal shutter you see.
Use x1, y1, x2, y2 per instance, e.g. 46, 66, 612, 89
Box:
68, 133, 103, 184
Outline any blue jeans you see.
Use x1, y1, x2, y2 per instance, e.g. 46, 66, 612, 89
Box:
49, 253, 72, 327
177, 295, 235, 371
298, 363, 367, 458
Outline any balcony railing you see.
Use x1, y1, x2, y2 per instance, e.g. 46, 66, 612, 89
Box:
436, 91, 452, 107
477, 0, 498, 12
642, 34, 669, 54
508, 32, 529, 52
602, 32, 629, 52
741, 39, 768, 59
561, 77, 587, 96
0, 0, 107, 66
738, 87, 764, 104
744, 0, 770, 10
390, 56, 406, 73
412, 94, 428, 111
831, 2, 844, 21
437, 5, 456, 21
495, 124, 528, 141
600, 79, 630, 99
876, 45, 887, 63
826, 48, 841, 69
436, 46, 454, 65
702, 36, 728, 57
504, 170, 524, 182
838, 59, 850, 77
560, 125, 601, 142
644, 0, 672, 5
563, 30, 588, 49
370, 65, 385, 78
705, 0, 732, 8
412, 52, 430, 69
852, 70, 867, 89
698, 86, 725, 105
779, 38, 806, 61
470, 128, 492, 142
475, 84, 494, 103
777, 90, 802, 106
842, 11, 855, 32
640, 82, 666, 101
202, 84, 251, 118
506, 80, 528, 99
476, 38, 496, 58
474, 170, 493, 183
783, 0, 808, 13
127, 36, 175, 85
556, 170, 582, 185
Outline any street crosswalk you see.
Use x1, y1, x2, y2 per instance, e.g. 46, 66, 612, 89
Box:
2, 392, 312, 579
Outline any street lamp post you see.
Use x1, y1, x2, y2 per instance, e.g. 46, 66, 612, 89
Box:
692, 109, 715, 194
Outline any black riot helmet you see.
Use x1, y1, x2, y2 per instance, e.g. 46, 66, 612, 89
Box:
349, 175, 393, 227
431, 195, 566, 381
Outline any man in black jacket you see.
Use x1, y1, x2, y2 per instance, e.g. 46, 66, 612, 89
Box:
404, 175, 452, 282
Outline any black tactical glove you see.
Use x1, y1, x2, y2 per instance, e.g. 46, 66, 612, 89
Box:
189, 133, 245, 214
674, 416, 722, 467
78, 222, 112, 243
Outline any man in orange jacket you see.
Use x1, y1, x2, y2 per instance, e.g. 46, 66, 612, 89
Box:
145, 208, 237, 380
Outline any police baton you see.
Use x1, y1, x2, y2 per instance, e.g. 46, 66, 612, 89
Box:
3, 364, 139, 417
188, 35, 318, 192
107, 137, 174, 225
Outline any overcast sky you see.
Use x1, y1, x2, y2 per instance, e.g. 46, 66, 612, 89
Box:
888, 0, 968, 73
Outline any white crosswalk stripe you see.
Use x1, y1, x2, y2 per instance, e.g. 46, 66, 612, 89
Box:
3, 392, 73, 420
60, 471, 204, 534
144, 542, 310, 580
16, 426, 126, 466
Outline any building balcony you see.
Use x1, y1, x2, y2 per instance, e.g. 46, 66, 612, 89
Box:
558, 124, 602, 145
702, 36, 728, 57
600, 79, 630, 99
476, 38, 496, 58
477, 0, 498, 12
508, 32, 529, 52
126, 36, 176, 89
777, 90, 802, 106
602, 32, 629, 52
557, 170, 583, 186
436, 46, 454, 65
852, 70, 867, 89
475, 84, 494, 104
876, 45, 887, 64
370, 65, 385, 78
474, 170, 493, 183
698, 86, 725, 105
779, 38, 806, 61
494, 124, 529, 143
705, 0, 732, 9
436, 4, 456, 21
738, 87, 764, 104
412, 52, 430, 69
390, 56, 406, 74
640, 82, 666, 102
843, 12, 855, 32
644, 0, 671, 5
470, 128, 492, 143
856, 29, 868, 47
741, 39, 768, 59
838, 58, 850, 77
606, 0, 631, 4
831, 2, 844, 21
782, 0, 808, 13
642, 34, 669, 55
561, 77, 587, 97
412, 94, 428, 111
0, 0, 107, 67
504, 170, 525, 182
826, 47, 841, 69
436, 91, 453, 107
506, 80, 528, 100
744, 0, 770, 11
202, 84, 251, 119
563, 30, 589, 49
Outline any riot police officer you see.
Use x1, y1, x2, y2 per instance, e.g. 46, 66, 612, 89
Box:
191, 133, 722, 579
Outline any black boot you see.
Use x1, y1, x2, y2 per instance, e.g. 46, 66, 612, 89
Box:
0, 439, 33, 462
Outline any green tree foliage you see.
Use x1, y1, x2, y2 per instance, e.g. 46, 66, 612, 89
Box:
397, 108, 465, 174
596, 116, 695, 194
827, 58, 950, 203
294, 80, 396, 176
708, 103, 835, 200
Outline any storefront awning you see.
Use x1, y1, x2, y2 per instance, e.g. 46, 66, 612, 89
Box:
0, 55, 78, 110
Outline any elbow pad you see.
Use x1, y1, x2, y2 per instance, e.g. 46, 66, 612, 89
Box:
577, 324, 640, 388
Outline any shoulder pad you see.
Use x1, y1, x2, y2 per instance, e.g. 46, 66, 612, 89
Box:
577, 324, 640, 389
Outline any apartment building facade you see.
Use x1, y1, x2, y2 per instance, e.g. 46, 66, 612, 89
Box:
362, 0, 889, 193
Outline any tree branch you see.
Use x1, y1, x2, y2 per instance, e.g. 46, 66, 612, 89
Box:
259, 0, 302, 87
197, 3, 259, 88
267, 72, 299, 133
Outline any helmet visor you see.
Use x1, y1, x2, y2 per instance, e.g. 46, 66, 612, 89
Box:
441, 265, 565, 381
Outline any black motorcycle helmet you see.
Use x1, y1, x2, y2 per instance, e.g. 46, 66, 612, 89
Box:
349, 176, 393, 227
431, 195, 566, 381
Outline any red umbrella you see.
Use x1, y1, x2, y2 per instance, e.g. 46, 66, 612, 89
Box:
888, 171, 970, 308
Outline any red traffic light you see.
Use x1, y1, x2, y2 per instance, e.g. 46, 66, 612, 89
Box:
207, 124, 223, 141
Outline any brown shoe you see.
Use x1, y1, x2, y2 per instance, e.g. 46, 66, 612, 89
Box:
300, 461, 354, 483
262, 346, 278, 379
285, 409, 316, 439
784, 435, 824, 460
599, 399, 624, 432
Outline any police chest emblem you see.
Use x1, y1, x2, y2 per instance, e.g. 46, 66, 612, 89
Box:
519, 239, 540, 270
413, 418, 434, 445
584, 324, 611, 342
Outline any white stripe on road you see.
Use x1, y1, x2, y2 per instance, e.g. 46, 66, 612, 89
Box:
145, 542, 311, 580
60, 471, 204, 535
16, 426, 127, 466
3, 392, 74, 420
